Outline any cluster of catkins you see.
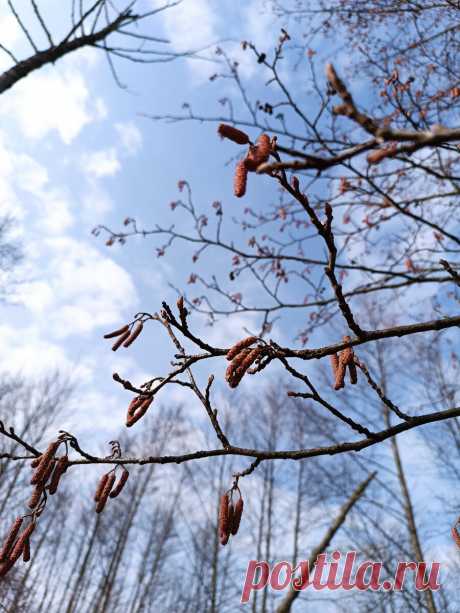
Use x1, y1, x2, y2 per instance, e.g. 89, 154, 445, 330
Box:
330, 335, 358, 390
94, 466, 129, 513
219, 487, 244, 546
104, 320, 144, 351
0, 438, 68, 576
217, 124, 272, 198
225, 336, 263, 388
125, 394, 153, 428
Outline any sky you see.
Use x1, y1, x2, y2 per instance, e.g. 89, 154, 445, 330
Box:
0, 0, 458, 585
0, 0, 292, 442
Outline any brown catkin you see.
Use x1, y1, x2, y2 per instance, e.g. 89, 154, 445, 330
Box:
348, 361, 358, 384
103, 324, 129, 339
48, 455, 69, 495
226, 336, 257, 361
8, 523, 35, 565
123, 322, 143, 347
0, 560, 13, 577
27, 486, 44, 510
255, 133, 270, 163
22, 538, 30, 563
0, 517, 23, 562
126, 397, 153, 428
31, 456, 42, 468
109, 468, 129, 498
127, 396, 144, 418
340, 335, 354, 365
330, 354, 339, 377
227, 502, 234, 531
230, 497, 244, 535
111, 330, 131, 351
94, 473, 110, 502
95, 473, 116, 513
219, 493, 230, 542
334, 361, 346, 390
228, 347, 263, 388
30, 441, 60, 485
217, 124, 249, 145
225, 349, 251, 384
234, 161, 248, 198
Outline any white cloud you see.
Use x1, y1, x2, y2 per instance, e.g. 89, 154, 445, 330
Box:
81, 147, 121, 178
115, 122, 143, 156
20, 237, 139, 338
152, 0, 220, 81
0, 67, 107, 144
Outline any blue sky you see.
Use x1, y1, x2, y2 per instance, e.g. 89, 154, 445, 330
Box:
1, 1, 459, 584
0, 1, 293, 441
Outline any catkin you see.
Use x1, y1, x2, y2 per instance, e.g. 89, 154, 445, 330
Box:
8, 523, 35, 565
48, 455, 69, 495
234, 161, 248, 198
348, 360, 358, 384
330, 354, 339, 378
30, 441, 60, 485
217, 124, 249, 145
31, 456, 42, 468
219, 493, 230, 543
334, 360, 346, 390
230, 498, 244, 535
126, 397, 153, 428
0, 517, 23, 562
22, 538, 30, 563
95, 473, 116, 513
228, 348, 263, 388
109, 468, 129, 498
127, 396, 144, 418
104, 324, 129, 339
244, 134, 271, 170
254, 133, 270, 163
225, 349, 251, 385
94, 473, 110, 502
226, 336, 258, 361
27, 486, 44, 510
123, 322, 143, 347
112, 330, 131, 351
